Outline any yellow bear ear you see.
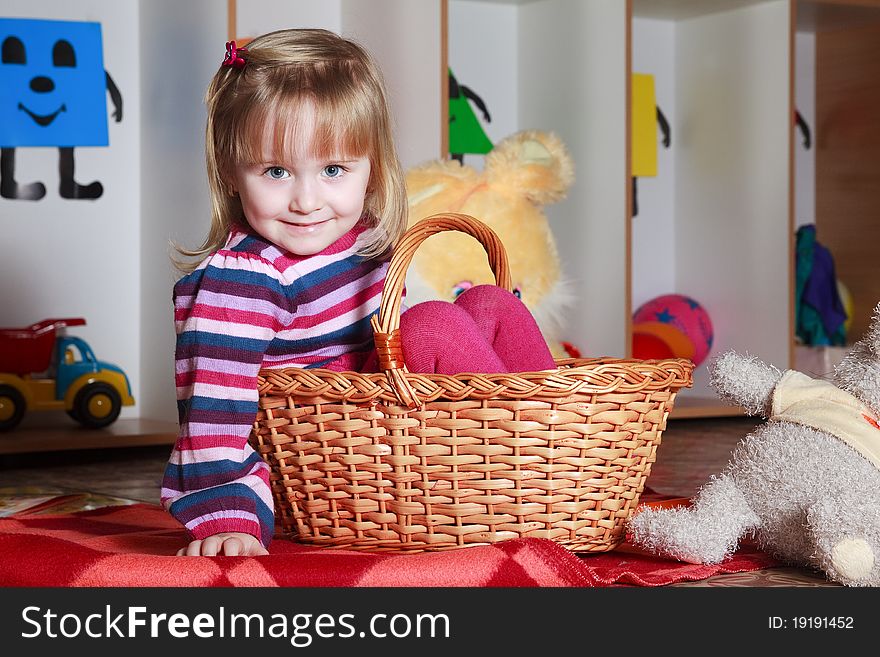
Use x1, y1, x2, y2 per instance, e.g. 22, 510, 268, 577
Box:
485, 130, 574, 205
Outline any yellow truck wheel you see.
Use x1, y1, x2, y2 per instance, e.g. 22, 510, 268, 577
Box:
73, 382, 121, 429
0, 384, 26, 431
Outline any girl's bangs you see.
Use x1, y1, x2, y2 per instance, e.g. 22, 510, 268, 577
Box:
236, 86, 373, 165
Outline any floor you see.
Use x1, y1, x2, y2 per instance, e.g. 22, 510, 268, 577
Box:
0, 415, 837, 586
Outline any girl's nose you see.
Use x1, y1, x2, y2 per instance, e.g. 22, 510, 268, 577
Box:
290, 179, 320, 214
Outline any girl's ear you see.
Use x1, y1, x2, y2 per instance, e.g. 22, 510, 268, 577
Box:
484, 130, 574, 205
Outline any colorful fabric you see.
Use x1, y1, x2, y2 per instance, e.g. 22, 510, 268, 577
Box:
795, 224, 847, 346
163, 222, 389, 547
0, 503, 780, 587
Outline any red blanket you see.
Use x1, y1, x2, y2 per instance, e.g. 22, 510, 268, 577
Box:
0, 503, 778, 587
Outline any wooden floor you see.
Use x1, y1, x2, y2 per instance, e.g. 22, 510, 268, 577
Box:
0, 415, 838, 586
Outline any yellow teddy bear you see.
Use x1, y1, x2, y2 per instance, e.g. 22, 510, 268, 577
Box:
405, 130, 576, 356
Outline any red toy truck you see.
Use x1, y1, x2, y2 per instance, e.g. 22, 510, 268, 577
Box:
0, 318, 135, 431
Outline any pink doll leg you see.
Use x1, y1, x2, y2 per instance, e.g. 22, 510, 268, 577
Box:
453, 285, 556, 372
360, 286, 555, 374
360, 300, 507, 374
398, 300, 507, 374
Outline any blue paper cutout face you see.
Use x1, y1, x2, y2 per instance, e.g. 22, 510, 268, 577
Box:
0, 18, 108, 147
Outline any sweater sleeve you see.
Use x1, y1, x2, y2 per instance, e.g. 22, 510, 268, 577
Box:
161, 250, 294, 548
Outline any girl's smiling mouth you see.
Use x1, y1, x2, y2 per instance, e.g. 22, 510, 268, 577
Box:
18, 102, 66, 127
283, 218, 331, 229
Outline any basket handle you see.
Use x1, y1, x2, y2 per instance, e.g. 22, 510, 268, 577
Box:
371, 212, 512, 407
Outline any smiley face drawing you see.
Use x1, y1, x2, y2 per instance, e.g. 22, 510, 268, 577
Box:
0, 18, 122, 201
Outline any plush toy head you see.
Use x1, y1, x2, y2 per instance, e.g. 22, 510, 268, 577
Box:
629, 302, 880, 586
405, 130, 574, 353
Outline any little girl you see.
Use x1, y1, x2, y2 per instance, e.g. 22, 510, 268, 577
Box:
164, 28, 556, 557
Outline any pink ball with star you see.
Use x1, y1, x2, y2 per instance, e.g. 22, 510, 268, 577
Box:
633, 294, 714, 366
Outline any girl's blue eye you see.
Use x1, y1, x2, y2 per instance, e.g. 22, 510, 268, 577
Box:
266, 167, 288, 180
324, 165, 342, 178
513, 287, 522, 299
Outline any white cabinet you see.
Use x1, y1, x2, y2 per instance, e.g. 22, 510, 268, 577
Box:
631, 0, 792, 413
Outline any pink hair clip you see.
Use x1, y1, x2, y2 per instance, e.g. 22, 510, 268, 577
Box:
222, 41, 247, 69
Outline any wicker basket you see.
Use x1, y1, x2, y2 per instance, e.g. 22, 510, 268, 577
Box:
250, 213, 693, 553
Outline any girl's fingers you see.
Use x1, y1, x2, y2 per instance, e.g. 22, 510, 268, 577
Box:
222, 537, 243, 556
183, 540, 204, 556
200, 536, 223, 556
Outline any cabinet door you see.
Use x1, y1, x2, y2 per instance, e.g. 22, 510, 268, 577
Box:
632, 0, 792, 405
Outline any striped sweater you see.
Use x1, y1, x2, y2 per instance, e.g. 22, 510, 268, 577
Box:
161, 222, 388, 547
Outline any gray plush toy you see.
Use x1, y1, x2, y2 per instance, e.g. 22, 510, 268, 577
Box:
629, 303, 880, 586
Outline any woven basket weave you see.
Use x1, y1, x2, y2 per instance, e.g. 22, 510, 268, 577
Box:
250, 213, 693, 553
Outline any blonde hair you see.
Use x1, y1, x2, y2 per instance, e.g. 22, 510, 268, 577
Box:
175, 29, 407, 272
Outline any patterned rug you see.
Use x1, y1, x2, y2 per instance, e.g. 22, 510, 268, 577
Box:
0, 502, 780, 587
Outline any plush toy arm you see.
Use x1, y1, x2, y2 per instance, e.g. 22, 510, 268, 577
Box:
708, 350, 783, 417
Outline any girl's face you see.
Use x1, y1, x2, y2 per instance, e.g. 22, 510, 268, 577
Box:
232, 105, 371, 257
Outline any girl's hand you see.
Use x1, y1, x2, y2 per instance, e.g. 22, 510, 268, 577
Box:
176, 532, 269, 557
